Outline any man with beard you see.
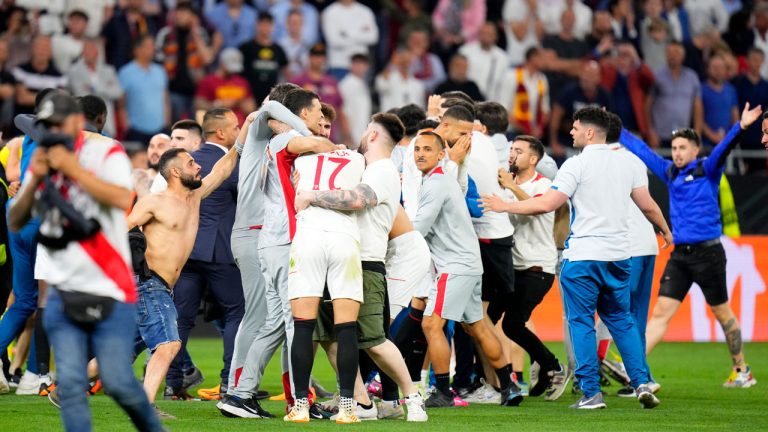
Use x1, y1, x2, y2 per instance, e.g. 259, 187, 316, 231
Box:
126, 110, 243, 415
132, 134, 171, 198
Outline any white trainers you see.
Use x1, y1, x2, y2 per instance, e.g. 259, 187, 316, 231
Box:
637, 384, 661, 409
283, 397, 310, 422
0, 360, 8, 395
723, 366, 757, 388
334, 397, 361, 424
16, 372, 50, 396
377, 399, 405, 419
330, 400, 376, 421
463, 379, 501, 404
404, 393, 428, 422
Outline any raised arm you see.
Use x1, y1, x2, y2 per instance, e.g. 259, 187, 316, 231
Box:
198, 147, 240, 199
703, 103, 762, 176
619, 128, 672, 181
286, 136, 338, 155
630, 186, 673, 248
8, 148, 46, 231
479, 188, 568, 216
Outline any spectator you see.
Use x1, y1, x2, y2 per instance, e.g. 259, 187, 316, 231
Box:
538, 0, 593, 39
542, 8, 590, 97
292, 43, 351, 143
585, 10, 615, 59
701, 55, 739, 148
118, 34, 170, 145
753, 3, 768, 80
270, 0, 320, 46
321, 0, 378, 80
499, 46, 550, 138
102, 0, 160, 69
170, 119, 204, 152
66, 0, 114, 37
434, 54, 484, 102
640, 17, 672, 72
195, 47, 256, 125
205, 0, 257, 49
684, 0, 728, 36
600, 40, 655, 141
432, 0, 486, 63
0, 39, 16, 136
3, 7, 34, 70
279, 9, 311, 79
648, 41, 702, 147
502, 0, 544, 66
664, 0, 692, 43
51, 9, 89, 74
406, 29, 446, 93
68, 38, 123, 137
156, 1, 218, 121
382, 0, 432, 46
723, 9, 753, 56
376, 47, 426, 112
389, 102, 425, 171
239, 12, 288, 104
339, 53, 372, 144
128, 147, 149, 170
459, 22, 509, 103
549, 60, 611, 156
733, 47, 768, 172
13, 36, 67, 117
608, 0, 639, 44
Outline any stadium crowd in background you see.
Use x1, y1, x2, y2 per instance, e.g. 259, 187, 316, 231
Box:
0, 0, 763, 429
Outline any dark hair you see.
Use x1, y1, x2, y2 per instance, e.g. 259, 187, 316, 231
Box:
417, 119, 439, 130
525, 46, 540, 61
35, 88, 58, 109
667, 40, 685, 49
748, 47, 765, 58
605, 111, 622, 143
515, 135, 544, 163
350, 53, 370, 63
475, 102, 508, 135
76, 95, 107, 123
283, 88, 319, 116
442, 98, 476, 118
671, 128, 701, 146
372, 112, 405, 146
572, 107, 610, 136
395, 104, 426, 137
287, 8, 302, 18
158, 147, 188, 180
202, 108, 234, 136
268, 82, 300, 104
68, 9, 89, 21
440, 90, 474, 105
417, 131, 445, 149
132, 33, 153, 51
321, 102, 336, 122
172, 119, 203, 137
258, 11, 274, 22
443, 105, 475, 123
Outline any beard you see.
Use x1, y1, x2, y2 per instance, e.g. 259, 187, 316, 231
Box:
358, 133, 369, 155
148, 161, 160, 171
180, 173, 202, 190
509, 163, 520, 175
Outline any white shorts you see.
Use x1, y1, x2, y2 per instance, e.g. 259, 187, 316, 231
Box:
385, 231, 432, 310
424, 273, 483, 324
288, 229, 363, 302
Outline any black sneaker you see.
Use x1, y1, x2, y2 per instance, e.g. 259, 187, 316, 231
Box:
218, 395, 274, 418
617, 385, 636, 398
309, 403, 332, 419
425, 390, 455, 408
500, 383, 524, 407
163, 386, 199, 401
182, 367, 204, 391
254, 389, 270, 400
9, 368, 22, 388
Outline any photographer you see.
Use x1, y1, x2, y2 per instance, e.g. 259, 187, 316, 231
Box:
8, 93, 161, 432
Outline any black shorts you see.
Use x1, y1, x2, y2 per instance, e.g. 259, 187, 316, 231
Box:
488, 268, 554, 324
659, 241, 728, 306
478, 237, 515, 303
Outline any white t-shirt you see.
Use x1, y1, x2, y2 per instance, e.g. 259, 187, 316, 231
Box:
609, 144, 659, 257
339, 73, 372, 148
459, 42, 510, 101
321, 1, 378, 69
294, 149, 366, 240
150, 173, 167, 193
507, 172, 557, 273
551, 144, 647, 262
358, 158, 401, 262
467, 131, 514, 239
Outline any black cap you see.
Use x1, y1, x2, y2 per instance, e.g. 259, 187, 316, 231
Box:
309, 43, 326, 56
35, 93, 82, 126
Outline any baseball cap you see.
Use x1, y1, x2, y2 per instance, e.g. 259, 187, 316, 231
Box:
35, 93, 82, 126
309, 43, 326, 56
220, 48, 244, 74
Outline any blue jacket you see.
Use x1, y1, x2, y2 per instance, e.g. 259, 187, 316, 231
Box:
188, 143, 239, 264
620, 123, 744, 245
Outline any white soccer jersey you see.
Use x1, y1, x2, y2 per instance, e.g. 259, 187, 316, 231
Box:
358, 158, 401, 262
506, 172, 558, 274
294, 149, 366, 239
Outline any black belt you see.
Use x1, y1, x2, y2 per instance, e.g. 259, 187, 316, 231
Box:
675, 238, 720, 253
362, 261, 386, 275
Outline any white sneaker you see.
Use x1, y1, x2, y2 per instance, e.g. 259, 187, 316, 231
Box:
377, 399, 405, 419
330, 401, 377, 421
334, 397, 361, 424
404, 393, 428, 422
283, 397, 310, 422
16, 372, 50, 395
463, 379, 501, 404
0, 360, 8, 395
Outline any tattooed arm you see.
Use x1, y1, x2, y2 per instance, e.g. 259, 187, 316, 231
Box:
295, 184, 378, 213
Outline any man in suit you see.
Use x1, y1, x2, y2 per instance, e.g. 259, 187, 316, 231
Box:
164, 108, 245, 399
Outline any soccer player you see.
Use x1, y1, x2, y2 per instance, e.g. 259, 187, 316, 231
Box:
481, 107, 672, 409
412, 131, 524, 408
620, 103, 763, 388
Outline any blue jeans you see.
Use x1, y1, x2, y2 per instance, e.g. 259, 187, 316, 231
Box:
0, 220, 39, 354
561, 259, 650, 397
630, 255, 656, 378
133, 275, 180, 355
44, 289, 162, 432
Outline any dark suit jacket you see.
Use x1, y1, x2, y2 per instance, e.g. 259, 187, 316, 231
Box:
188, 143, 239, 264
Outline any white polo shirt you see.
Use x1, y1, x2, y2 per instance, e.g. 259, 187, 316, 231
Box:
551, 144, 647, 262
609, 144, 658, 257
467, 131, 514, 239
507, 172, 557, 273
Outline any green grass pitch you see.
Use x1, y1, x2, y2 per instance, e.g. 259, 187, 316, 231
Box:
1, 340, 766, 431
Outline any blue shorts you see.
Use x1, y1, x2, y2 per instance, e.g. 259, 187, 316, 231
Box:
134, 275, 180, 353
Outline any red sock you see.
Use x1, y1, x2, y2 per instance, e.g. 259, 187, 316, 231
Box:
597, 339, 611, 362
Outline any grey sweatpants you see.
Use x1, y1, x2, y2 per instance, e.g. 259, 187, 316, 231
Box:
227, 230, 268, 390
230, 244, 294, 399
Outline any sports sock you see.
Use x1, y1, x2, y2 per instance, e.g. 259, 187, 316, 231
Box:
290, 318, 316, 400
393, 307, 428, 382
335, 322, 359, 399
514, 370, 524, 383
495, 364, 513, 390
380, 371, 400, 401
435, 373, 451, 396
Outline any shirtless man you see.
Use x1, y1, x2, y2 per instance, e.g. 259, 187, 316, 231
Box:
126, 127, 242, 409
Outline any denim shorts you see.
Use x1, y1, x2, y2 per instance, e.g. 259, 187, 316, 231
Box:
135, 275, 180, 352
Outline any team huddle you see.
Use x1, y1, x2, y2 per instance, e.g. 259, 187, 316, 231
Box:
5, 81, 760, 430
